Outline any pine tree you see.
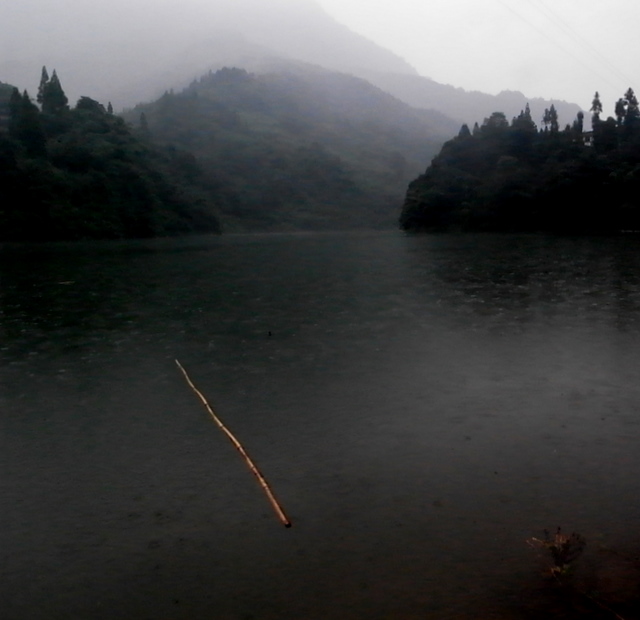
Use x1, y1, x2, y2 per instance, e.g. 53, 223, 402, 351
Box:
571, 111, 584, 135
542, 108, 549, 130
623, 88, 639, 128
615, 98, 626, 126
590, 92, 603, 124
542, 107, 558, 132
41, 69, 68, 115
107, 101, 113, 114
458, 123, 471, 138
512, 104, 536, 132
36, 66, 49, 106
548, 104, 559, 133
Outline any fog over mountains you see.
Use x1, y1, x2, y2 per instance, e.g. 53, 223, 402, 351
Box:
1, 0, 580, 126
1, 0, 413, 106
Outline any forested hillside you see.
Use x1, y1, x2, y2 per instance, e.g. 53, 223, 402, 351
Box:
0, 74, 221, 241
401, 91, 640, 234
126, 66, 454, 231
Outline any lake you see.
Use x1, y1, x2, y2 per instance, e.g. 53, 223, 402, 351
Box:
2, 231, 640, 619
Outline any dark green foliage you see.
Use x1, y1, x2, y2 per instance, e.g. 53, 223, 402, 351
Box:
571, 111, 584, 136
542, 104, 559, 133
8, 89, 47, 158
124, 67, 445, 231
138, 112, 150, 140
36, 66, 49, 106
40, 69, 69, 115
75, 96, 106, 114
458, 124, 471, 138
615, 98, 626, 126
624, 88, 639, 122
401, 91, 640, 234
483, 112, 509, 132
621, 88, 640, 144
0, 78, 220, 241
590, 91, 603, 123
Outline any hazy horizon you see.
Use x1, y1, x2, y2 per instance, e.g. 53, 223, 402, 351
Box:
1, 0, 635, 115
318, 0, 637, 114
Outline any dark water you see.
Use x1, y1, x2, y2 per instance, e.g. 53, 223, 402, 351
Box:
2, 231, 640, 619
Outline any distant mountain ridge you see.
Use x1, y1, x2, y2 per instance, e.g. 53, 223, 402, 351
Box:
0, 0, 581, 127
360, 71, 582, 130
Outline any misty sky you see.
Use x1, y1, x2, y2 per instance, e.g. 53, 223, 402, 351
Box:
1, 0, 637, 116
318, 0, 637, 113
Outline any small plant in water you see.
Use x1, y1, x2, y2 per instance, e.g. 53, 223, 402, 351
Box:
527, 527, 586, 576
527, 529, 631, 619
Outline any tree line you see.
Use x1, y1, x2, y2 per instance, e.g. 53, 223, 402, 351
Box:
400, 90, 640, 234
0, 69, 220, 241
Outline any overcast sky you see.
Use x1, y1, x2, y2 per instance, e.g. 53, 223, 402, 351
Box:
1, 0, 636, 116
318, 0, 637, 114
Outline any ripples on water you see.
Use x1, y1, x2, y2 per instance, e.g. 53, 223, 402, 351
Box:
1, 232, 640, 619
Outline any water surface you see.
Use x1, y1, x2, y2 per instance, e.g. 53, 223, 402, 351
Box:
2, 232, 640, 618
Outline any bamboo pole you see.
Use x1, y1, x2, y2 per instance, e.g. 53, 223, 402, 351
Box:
175, 359, 292, 528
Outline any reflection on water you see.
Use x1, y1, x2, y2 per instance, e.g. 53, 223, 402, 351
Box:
1, 232, 640, 619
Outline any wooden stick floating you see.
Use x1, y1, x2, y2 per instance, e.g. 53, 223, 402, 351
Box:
175, 359, 292, 528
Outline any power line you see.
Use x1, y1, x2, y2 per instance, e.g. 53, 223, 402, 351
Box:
524, 0, 634, 89
495, 0, 624, 100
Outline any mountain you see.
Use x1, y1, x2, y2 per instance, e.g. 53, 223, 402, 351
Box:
123, 65, 456, 231
0, 0, 416, 111
1, 0, 581, 128
1, 0, 590, 235
359, 72, 583, 130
